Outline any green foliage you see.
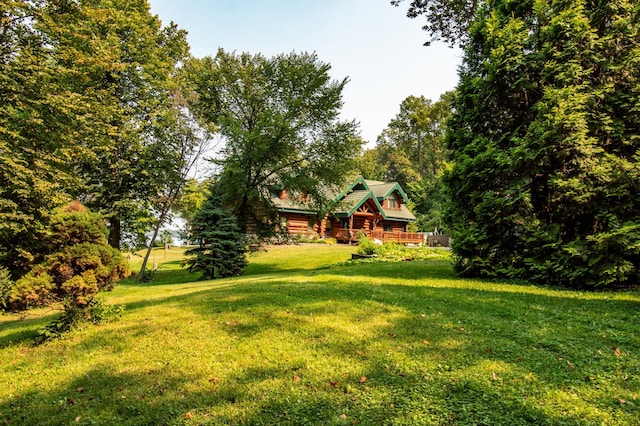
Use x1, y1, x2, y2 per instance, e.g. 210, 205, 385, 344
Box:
184, 189, 248, 279
184, 49, 361, 236
35, 298, 125, 344
174, 178, 211, 226
46, 243, 130, 292
72, 0, 192, 250
356, 236, 451, 262
364, 93, 453, 232
0, 0, 192, 264
443, 0, 640, 287
9, 269, 56, 311
6, 202, 130, 312
0, 267, 13, 312
392, 0, 480, 47
48, 201, 108, 250
357, 234, 379, 255
0, 0, 80, 275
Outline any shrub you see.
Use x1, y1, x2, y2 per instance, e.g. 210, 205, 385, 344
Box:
0, 267, 13, 312
357, 234, 379, 256
9, 269, 56, 310
356, 236, 451, 263
47, 243, 130, 291
35, 298, 125, 344
60, 274, 99, 307
48, 201, 108, 250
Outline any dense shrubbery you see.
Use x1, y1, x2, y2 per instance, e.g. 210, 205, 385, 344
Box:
47, 243, 129, 291
443, 1, 640, 288
9, 269, 56, 311
5, 202, 130, 313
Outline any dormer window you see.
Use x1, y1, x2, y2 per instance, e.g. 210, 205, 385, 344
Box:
387, 198, 398, 208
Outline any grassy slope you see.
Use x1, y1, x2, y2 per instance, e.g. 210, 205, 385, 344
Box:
1, 245, 639, 425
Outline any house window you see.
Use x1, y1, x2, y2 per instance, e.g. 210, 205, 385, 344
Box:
384, 223, 393, 232
308, 218, 316, 231
387, 198, 398, 208
341, 219, 349, 229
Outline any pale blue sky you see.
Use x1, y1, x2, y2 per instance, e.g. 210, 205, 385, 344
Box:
148, 0, 461, 146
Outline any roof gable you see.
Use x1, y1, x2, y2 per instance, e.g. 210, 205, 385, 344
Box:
334, 189, 386, 219
365, 180, 410, 203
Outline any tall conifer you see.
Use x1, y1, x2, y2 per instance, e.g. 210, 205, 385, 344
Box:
184, 188, 247, 280
443, 0, 640, 287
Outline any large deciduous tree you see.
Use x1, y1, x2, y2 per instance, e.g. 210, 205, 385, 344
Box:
71, 0, 191, 250
416, 0, 640, 287
1, 0, 194, 277
392, 0, 479, 47
1, 0, 97, 275
184, 50, 361, 236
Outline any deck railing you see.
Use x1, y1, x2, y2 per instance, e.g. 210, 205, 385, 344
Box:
370, 229, 426, 245
332, 229, 426, 245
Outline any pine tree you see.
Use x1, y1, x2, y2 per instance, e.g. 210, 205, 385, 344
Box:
184, 189, 247, 280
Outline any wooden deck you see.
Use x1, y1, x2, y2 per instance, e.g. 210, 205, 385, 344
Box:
332, 229, 426, 245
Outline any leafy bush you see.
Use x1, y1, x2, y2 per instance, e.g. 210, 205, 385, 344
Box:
324, 237, 337, 245
47, 243, 130, 291
0, 267, 13, 312
357, 234, 379, 255
48, 201, 108, 250
9, 269, 56, 310
5, 202, 130, 312
357, 236, 451, 263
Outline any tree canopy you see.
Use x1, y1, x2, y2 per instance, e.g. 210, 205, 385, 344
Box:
184, 49, 361, 236
1, 0, 195, 277
442, 0, 640, 287
392, 0, 479, 47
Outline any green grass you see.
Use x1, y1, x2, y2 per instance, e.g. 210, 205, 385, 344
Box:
1, 245, 639, 425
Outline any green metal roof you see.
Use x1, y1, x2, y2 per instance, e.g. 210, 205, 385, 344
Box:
272, 176, 417, 222
334, 189, 386, 218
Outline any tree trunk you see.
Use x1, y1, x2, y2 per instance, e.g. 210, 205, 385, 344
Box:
138, 212, 166, 280
108, 217, 121, 250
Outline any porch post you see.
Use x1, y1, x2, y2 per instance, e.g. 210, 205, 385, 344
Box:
349, 215, 354, 243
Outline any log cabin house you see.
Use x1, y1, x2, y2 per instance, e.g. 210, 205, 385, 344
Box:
272, 176, 425, 244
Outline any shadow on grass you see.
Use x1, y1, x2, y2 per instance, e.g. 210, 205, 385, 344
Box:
0, 354, 590, 426
0, 310, 62, 349
3, 260, 639, 424
120, 260, 201, 287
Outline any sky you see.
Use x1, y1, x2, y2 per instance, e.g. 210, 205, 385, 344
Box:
148, 0, 462, 146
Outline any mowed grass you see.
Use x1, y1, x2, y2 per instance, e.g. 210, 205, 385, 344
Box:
1, 245, 639, 425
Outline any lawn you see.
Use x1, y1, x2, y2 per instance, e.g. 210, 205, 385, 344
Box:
1, 245, 639, 425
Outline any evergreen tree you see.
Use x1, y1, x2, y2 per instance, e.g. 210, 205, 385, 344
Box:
442, 0, 640, 287
184, 188, 247, 280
